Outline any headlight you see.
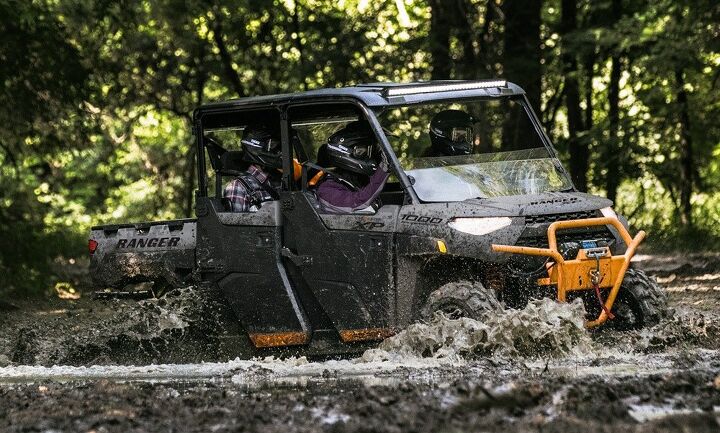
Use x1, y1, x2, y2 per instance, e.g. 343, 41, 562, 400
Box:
447, 217, 512, 236
600, 207, 617, 219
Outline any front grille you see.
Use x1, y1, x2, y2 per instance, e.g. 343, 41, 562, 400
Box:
524, 210, 599, 225
518, 229, 615, 249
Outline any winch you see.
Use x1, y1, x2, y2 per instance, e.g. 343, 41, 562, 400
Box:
492, 217, 645, 327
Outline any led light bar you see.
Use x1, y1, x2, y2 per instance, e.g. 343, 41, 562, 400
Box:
385, 80, 507, 97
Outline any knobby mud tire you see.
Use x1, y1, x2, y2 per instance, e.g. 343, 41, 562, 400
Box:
421, 280, 504, 321
610, 268, 669, 330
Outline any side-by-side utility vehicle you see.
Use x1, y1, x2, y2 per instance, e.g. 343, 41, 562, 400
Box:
89, 80, 667, 357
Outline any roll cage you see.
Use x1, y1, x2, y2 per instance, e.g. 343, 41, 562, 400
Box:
192, 81, 574, 207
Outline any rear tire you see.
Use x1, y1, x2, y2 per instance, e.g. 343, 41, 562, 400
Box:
421, 280, 503, 321
610, 268, 668, 330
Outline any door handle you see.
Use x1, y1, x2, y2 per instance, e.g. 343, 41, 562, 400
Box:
281, 247, 313, 267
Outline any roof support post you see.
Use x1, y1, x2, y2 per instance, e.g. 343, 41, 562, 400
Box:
360, 105, 420, 204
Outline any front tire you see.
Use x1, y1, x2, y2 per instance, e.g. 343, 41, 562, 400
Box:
421, 280, 503, 321
610, 268, 668, 330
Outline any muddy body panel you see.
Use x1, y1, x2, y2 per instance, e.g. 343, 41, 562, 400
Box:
195, 198, 311, 349
89, 219, 197, 289
281, 192, 398, 342
195, 193, 399, 355
390, 193, 621, 324
394, 192, 615, 257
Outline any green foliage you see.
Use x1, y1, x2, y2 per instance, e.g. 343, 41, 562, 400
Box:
0, 0, 92, 295
0, 0, 718, 296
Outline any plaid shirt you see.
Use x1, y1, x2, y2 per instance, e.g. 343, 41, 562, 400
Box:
224, 165, 273, 212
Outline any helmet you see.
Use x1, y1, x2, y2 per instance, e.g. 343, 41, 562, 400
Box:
428, 110, 475, 156
318, 121, 378, 176
241, 125, 282, 169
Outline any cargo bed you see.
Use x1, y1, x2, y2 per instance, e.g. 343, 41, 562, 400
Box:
89, 218, 197, 290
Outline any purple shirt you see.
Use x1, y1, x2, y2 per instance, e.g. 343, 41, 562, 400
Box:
315, 169, 389, 212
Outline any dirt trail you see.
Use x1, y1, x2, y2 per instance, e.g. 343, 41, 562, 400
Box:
0, 254, 719, 432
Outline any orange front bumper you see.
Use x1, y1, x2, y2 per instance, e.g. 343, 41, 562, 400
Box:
492, 217, 645, 328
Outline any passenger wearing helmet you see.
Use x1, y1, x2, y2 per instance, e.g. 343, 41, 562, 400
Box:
312, 121, 390, 213
423, 109, 475, 157
224, 125, 281, 212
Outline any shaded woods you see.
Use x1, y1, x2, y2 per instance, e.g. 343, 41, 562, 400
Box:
1, 0, 718, 294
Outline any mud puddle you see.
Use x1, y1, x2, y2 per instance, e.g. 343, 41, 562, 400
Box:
2, 361, 718, 432
1, 254, 720, 432
1, 290, 718, 405
1, 347, 717, 387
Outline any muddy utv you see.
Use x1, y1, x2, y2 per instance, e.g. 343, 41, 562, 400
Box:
89, 80, 667, 357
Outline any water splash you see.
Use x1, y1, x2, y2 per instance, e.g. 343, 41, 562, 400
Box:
596, 308, 720, 354
8, 285, 226, 366
364, 298, 593, 362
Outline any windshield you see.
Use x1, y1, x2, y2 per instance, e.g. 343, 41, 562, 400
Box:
379, 97, 572, 202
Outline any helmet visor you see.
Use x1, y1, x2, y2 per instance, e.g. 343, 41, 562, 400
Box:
450, 127, 473, 143
352, 144, 373, 159
265, 137, 280, 152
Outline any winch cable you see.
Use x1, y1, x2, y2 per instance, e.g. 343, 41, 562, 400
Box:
593, 282, 615, 320
589, 256, 615, 319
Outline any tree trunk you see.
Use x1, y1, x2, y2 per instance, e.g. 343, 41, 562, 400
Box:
675, 68, 694, 227
455, 0, 477, 79
429, 0, 452, 79
291, 1, 309, 91
501, 0, 542, 150
502, 0, 542, 110
605, 0, 622, 204
212, 19, 245, 98
186, 44, 206, 217
606, 54, 620, 203
583, 53, 594, 131
561, 0, 588, 191
477, 2, 499, 78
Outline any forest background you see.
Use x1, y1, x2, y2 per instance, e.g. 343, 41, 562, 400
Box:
1, 0, 718, 295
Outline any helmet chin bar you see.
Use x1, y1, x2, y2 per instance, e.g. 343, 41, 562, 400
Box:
432, 140, 471, 156
244, 149, 283, 170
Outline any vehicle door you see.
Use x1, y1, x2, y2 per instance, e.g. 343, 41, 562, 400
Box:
280, 103, 399, 343
194, 107, 310, 348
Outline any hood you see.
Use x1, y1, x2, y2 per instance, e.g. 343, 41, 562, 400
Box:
417, 192, 612, 218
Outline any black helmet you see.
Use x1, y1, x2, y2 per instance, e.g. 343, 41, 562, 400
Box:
241, 125, 282, 169
318, 121, 378, 176
428, 110, 475, 156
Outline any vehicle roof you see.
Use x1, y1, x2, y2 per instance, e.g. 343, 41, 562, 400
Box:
196, 80, 526, 114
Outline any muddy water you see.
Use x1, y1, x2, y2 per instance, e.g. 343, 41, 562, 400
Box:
1, 255, 719, 432
0, 285, 233, 366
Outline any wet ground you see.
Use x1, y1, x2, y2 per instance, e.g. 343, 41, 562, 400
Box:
1, 254, 719, 432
